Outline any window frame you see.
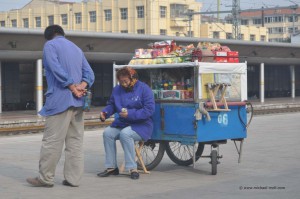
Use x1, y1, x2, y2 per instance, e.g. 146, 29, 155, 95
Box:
137, 6, 144, 18
120, 8, 128, 20
35, 17, 41, 28
48, 15, 54, 25
137, 29, 145, 34
89, 11, 96, 23
61, 14, 68, 25
160, 6, 166, 18
104, 9, 112, 21
75, 12, 82, 24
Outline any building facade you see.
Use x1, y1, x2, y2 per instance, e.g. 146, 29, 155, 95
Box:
200, 22, 268, 41
226, 6, 300, 43
0, 0, 201, 37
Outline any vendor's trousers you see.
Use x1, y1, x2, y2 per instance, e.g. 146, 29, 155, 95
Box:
38, 107, 84, 186
103, 126, 142, 171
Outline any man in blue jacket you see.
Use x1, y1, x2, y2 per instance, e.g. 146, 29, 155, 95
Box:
27, 25, 94, 187
98, 66, 155, 180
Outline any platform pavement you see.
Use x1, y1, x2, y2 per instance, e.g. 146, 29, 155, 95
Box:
0, 97, 299, 134
0, 112, 299, 199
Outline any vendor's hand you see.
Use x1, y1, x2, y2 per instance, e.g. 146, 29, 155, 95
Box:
119, 111, 128, 118
100, 112, 106, 122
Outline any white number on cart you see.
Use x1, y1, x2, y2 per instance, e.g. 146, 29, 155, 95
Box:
218, 113, 228, 126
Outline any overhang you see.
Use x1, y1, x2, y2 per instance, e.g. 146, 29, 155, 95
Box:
0, 28, 300, 66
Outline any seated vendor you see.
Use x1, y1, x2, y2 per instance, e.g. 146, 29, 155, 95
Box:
98, 66, 155, 180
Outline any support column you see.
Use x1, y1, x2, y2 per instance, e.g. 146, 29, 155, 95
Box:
260, 63, 265, 103
290, 65, 295, 98
36, 59, 43, 114
113, 61, 116, 86
0, 62, 2, 113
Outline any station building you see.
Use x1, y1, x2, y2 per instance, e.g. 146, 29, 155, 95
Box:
0, 28, 299, 114
0, 0, 299, 113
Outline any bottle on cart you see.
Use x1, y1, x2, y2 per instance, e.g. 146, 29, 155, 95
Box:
168, 81, 173, 90
172, 82, 177, 90
163, 81, 169, 90
83, 90, 92, 112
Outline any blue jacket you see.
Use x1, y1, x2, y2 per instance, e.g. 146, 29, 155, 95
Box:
39, 36, 95, 116
103, 80, 155, 141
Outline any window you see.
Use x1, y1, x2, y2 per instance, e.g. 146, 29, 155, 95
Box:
170, 4, 186, 18
253, 18, 262, 24
260, 35, 266, 41
288, 27, 298, 33
226, 33, 232, 39
264, 16, 272, 23
241, 19, 248, 25
121, 30, 128, 33
35, 17, 41, 28
160, 29, 166, 35
160, 6, 166, 18
269, 27, 285, 34
240, 34, 245, 40
0, 21, 5, 27
264, 16, 284, 24
89, 11, 96, 23
75, 13, 82, 24
176, 32, 180, 36
213, 31, 219, 39
250, 34, 255, 41
23, 18, 29, 28
187, 31, 194, 37
268, 28, 272, 33
273, 16, 283, 22
137, 29, 145, 34
48, 15, 54, 25
104, 9, 112, 21
61, 14, 68, 25
120, 8, 128, 20
137, 6, 144, 18
288, 16, 298, 22
11, 19, 17, 27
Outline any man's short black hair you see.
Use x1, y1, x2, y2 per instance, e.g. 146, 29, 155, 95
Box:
44, 25, 65, 40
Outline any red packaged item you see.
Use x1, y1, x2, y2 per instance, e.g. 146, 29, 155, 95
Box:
214, 51, 228, 63
227, 51, 239, 63
181, 90, 194, 100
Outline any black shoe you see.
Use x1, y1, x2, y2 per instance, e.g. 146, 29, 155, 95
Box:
97, 168, 119, 177
130, 171, 139, 180
62, 180, 77, 187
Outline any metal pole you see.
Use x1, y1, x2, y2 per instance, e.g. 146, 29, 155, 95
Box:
217, 0, 220, 21
260, 63, 265, 103
36, 59, 43, 115
0, 62, 2, 113
188, 13, 192, 37
290, 65, 295, 98
113, 61, 116, 87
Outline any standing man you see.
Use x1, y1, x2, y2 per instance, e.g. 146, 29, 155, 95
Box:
27, 25, 95, 187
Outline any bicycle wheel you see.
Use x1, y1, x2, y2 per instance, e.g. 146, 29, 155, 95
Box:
137, 140, 166, 171
166, 142, 205, 166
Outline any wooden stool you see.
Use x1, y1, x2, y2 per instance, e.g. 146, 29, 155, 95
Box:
119, 141, 150, 174
205, 83, 231, 111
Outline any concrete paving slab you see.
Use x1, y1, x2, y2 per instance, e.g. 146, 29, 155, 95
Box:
0, 112, 299, 199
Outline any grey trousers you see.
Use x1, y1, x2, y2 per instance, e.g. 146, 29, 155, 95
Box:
38, 107, 84, 186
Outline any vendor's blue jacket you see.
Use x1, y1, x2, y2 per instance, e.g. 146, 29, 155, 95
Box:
102, 80, 155, 141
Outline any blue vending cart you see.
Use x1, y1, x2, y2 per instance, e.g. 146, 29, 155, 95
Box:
113, 61, 252, 175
